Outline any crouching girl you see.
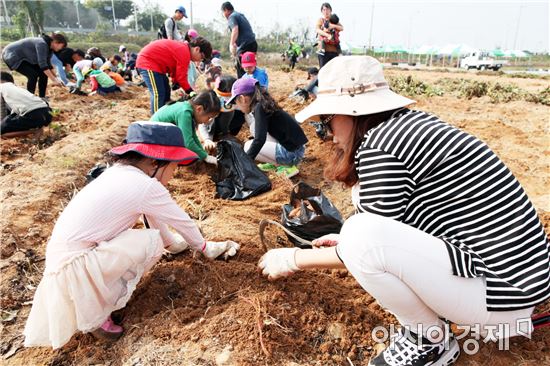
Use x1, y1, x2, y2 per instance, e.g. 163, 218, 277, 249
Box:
227, 78, 308, 178
151, 90, 221, 166
198, 75, 246, 150
24, 121, 239, 349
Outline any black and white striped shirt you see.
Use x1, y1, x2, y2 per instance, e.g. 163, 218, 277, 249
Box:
354, 109, 549, 311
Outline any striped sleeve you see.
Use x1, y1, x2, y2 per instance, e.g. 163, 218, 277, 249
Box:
355, 148, 415, 221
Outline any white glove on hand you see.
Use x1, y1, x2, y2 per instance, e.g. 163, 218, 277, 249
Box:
311, 233, 340, 248
204, 155, 218, 166
203, 240, 240, 260
258, 248, 300, 280
165, 232, 189, 254
203, 139, 216, 151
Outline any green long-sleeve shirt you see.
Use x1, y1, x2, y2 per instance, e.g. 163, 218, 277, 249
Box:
151, 101, 207, 160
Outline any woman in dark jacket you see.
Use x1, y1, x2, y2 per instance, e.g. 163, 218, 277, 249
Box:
2, 33, 67, 98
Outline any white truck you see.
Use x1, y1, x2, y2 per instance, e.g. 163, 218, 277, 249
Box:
460, 51, 506, 71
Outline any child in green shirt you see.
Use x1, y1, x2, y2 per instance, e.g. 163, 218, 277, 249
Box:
84, 58, 120, 96
151, 90, 221, 165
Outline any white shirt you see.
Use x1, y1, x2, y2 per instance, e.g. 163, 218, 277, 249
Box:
46, 164, 204, 270
0, 82, 48, 115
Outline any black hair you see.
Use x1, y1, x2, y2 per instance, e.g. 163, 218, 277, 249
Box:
190, 90, 221, 114
217, 75, 236, 93
221, 2, 234, 11
51, 32, 68, 46
111, 55, 122, 63
189, 37, 212, 61
247, 84, 280, 115
0, 71, 14, 83
329, 13, 339, 24
307, 67, 319, 75
321, 2, 332, 11
73, 49, 85, 58
87, 47, 102, 58
107, 151, 170, 169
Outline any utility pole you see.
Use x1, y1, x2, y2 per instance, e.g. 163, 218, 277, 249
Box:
189, 0, 193, 28
368, 0, 375, 52
111, 0, 117, 30
1, 0, 10, 25
74, 0, 81, 28
512, 0, 523, 50
134, 2, 138, 31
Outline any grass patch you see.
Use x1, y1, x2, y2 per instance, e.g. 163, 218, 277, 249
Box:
388, 75, 444, 97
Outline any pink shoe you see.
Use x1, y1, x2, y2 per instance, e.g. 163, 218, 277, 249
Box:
91, 315, 123, 341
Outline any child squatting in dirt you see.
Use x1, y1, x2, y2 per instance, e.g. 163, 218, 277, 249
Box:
23, 121, 240, 349
151, 90, 220, 166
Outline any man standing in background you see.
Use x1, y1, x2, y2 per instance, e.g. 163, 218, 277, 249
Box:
161, 6, 187, 41
221, 2, 257, 78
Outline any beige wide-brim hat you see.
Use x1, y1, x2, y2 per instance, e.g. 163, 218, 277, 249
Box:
295, 56, 416, 122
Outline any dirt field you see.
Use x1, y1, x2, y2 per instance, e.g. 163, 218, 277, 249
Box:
1, 65, 549, 366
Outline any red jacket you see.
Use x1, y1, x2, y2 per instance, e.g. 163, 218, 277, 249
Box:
136, 39, 191, 91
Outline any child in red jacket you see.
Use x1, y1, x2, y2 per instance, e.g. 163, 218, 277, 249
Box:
136, 37, 212, 115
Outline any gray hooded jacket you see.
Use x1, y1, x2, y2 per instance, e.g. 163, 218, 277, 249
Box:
2, 35, 53, 71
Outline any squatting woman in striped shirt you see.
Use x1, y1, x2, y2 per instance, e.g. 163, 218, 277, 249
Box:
258, 56, 549, 366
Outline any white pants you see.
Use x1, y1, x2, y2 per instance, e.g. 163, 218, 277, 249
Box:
244, 138, 277, 164
337, 213, 534, 339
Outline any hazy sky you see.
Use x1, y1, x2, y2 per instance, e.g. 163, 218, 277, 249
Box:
142, 0, 548, 52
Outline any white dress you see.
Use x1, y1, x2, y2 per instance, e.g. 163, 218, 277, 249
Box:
24, 164, 205, 349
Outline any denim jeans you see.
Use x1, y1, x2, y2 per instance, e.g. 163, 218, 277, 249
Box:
51, 54, 68, 85
275, 144, 305, 166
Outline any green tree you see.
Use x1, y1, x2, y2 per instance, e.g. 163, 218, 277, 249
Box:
12, 9, 28, 38
129, 4, 165, 32
83, 0, 133, 23
20, 0, 45, 35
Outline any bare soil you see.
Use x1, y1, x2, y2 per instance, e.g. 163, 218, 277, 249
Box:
1, 66, 549, 366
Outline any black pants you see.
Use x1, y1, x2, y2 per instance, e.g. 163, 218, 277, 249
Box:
210, 110, 245, 140
1, 107, 52, 134
318, 51, 339, 69
289, 54, 298, 70
236, 41, 258, 78
16, 61, 48, 97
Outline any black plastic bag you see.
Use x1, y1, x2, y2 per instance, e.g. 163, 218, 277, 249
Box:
214, 140, 272, 200
281, 182, 343, 248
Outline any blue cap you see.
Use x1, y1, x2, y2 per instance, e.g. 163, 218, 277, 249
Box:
176, 5, 187, 17
109, 121, 198, 165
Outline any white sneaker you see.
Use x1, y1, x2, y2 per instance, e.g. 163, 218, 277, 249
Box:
369, 328, 460, 366
65, 81, 76, 87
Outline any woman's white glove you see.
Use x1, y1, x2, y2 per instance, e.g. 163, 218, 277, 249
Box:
203, 139, 216, 151
165, 232, 189, 254
203, 240, 240, 260
311, 233, 340, 248
204, 155, 218, 165
258, 248, 300, 280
